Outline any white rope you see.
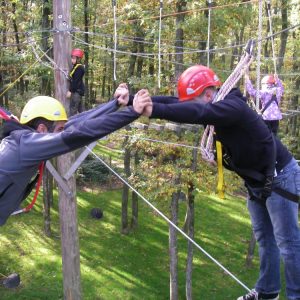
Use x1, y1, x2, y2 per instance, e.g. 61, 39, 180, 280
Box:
26, 34, 69, 79
207, 0, 212, 68
200, 40, 255, 162
113, 0, 117, 81
158, 0, 163, 89
255, 0, 263, 110
266, 0, 277, 75
85, 145, 251, 293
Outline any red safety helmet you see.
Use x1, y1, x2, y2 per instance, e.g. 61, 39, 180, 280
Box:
177, 65, 222, 101
261, 74, 276, 85
71, 48, 84, 59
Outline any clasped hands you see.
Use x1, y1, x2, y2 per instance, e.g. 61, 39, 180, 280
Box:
114, 83, 152, 116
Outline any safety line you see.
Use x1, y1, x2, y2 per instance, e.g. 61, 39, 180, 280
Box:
0, 48, 51, 97
255, 0, 263, 110
207, 0, 212, 67
86, 146, 251, 292
158, 0, 163, 89
266, 0, 277, 75
112, 0, 117, 81
114, 133, 202, 150
115, 0, 259, 24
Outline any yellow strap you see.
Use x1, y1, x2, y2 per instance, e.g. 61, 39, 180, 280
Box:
69, 63, 83, 78
216, 141, 225, 199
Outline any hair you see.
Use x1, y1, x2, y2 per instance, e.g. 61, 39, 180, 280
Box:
26, 117, 54, 132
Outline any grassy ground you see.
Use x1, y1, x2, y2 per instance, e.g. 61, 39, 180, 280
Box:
0, 188, 287, 300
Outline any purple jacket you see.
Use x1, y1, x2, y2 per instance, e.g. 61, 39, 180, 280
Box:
246, 78, 284, 120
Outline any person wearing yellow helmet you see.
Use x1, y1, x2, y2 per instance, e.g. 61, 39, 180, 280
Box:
66, 48, 85, 116
0, 83, 148, 226
19, 95, 68, 133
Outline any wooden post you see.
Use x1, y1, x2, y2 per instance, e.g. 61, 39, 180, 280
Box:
53, 1, 81, 299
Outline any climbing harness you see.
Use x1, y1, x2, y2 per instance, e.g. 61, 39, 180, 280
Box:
69, 63, 84, 78
0, 107, 45, 215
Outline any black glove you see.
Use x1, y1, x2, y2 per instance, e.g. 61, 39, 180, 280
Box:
261, 176, 273, 200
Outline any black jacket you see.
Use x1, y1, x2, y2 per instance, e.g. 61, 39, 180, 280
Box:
150, 89, 292, 187
69, 63, 85, 96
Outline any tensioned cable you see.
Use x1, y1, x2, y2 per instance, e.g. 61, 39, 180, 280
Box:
27, 34, 69, 79
84, 0, 297, 30
111, 0, 258, 24
70, 24, 300, 75
255, 0, 263, 110
74, 29, 300, 62
207, 0, 212, 68
86, 146, 251, 292
75, 23, 300, 57
158, 0, 163, 89
114, 133, 203, 150
266, 0, 277, 75
0, 48, 51, 97
112, 0, 117, 81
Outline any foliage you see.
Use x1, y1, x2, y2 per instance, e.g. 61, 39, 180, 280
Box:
76, 154, 111, 185
0, 188, 274, 300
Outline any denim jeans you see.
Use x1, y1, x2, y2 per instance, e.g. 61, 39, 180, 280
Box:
247, 158, 300, 300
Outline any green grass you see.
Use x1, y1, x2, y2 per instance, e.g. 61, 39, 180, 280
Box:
0, 189, 288, 299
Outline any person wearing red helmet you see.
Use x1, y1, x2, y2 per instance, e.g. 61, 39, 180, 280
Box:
67, 48, 85, 116
245, 73, 284, 135
132, 65, 300, 300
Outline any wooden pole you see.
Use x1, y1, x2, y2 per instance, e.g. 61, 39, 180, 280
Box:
53, 1, 81, 299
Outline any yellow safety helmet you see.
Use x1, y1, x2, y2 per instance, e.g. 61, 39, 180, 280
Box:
20, 96, 68, 124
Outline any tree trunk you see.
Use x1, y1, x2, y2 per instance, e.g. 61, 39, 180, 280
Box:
174, 0, 187, 81
137, 36, 144, 78
170, 177, 180, 300
186, 184, 195, 300
12, 2, 25, 95
277, 0, 288, 72
43, 167, 53, 237
131, 151, 139, 229
185, 131, 199, 299
121, 135, 130, 234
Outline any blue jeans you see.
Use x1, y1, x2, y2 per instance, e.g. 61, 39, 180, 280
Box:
247, 158, 300, 300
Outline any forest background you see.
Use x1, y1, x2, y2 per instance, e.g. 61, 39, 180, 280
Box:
0, 0, 300, 299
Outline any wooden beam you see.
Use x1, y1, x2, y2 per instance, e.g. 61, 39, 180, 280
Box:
53, 1, 81, 299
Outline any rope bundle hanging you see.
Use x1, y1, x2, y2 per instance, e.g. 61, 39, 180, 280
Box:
200, 40, 256, 163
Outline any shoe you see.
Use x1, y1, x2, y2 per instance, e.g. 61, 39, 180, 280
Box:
237, 289, 279, 300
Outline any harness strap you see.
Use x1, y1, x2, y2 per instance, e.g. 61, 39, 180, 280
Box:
0, 106, 45, 214
69, 63, 83, 78
261, 94, 278, 114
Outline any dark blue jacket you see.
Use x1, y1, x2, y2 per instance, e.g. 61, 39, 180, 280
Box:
0, 100, 139, 225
